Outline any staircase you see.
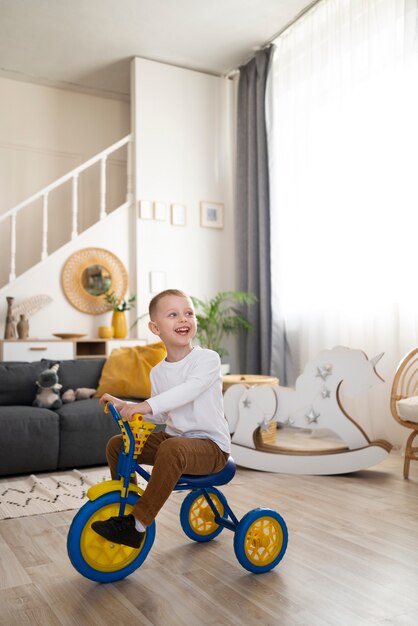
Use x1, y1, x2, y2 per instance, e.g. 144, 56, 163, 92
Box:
0, 134, 133, 291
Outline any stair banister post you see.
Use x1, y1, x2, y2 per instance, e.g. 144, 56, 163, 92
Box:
126, 138, 134, 204
9, 212, 17, 282
71, 174, 79, 240
99, 156, 107, 220
41, 192, 49, 261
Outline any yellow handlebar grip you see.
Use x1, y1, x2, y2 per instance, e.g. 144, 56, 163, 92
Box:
103, 403, 144, 424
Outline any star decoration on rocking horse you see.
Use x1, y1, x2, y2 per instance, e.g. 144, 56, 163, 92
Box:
283, 416, 295, 426
259, 416, 272, 432
305, 408, 320, 424
316, 364, 333, 381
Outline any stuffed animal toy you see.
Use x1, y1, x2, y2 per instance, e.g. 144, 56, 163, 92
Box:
62, 387, 97, 403
33, 363, 63, 410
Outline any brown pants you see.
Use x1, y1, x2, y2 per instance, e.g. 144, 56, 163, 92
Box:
106, 432, 229, 526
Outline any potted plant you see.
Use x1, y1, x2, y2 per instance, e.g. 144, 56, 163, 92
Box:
191, 291, 257, 372
104, 292, 136, 339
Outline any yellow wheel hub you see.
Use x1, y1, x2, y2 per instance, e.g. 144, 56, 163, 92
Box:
189, 493, 224, 535
80, 503, 142, 572
244, 516, 284, 566
202, 508, 215, 522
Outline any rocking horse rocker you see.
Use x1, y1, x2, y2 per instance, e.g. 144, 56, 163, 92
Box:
224, 346, 392, 475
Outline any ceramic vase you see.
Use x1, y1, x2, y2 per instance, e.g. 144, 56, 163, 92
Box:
98, 325, 114, 339
111, 311, 127, 339
17, 314, 29, 339
4, 296, 16, 339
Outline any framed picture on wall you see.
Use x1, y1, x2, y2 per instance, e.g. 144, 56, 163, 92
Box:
149, 271, 167, 294
200, 202, 224, 229
153, 202, 167, 221
138, 200, 153, 219
171, 203, 187, 226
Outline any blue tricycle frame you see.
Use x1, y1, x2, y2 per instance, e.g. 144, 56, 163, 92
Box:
67, 403, 288, 582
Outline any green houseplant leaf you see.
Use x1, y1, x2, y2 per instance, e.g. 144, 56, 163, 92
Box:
191, 291, 257, 359
103, 292, 136, 312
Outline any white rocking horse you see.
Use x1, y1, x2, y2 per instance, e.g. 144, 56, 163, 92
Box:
224, 346, 392, 475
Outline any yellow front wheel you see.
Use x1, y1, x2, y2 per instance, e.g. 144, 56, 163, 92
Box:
67, 491, 155, 582
234, 508, 288, 573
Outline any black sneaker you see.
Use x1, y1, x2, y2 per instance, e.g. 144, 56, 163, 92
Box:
91, 514, 145, 548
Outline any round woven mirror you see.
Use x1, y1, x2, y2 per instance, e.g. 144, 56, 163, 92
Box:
61, 248, 128, 314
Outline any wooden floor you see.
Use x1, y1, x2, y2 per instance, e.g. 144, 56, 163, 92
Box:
0, 452, 417, 626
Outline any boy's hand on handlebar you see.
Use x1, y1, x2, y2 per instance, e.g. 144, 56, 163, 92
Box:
99, 393, 125, 411
119, 401, 152, 422
100, 393, 152, 421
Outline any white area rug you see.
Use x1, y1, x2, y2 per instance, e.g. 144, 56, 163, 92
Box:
0, 467, 112, 520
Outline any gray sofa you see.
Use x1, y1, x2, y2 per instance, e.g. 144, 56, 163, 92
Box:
0, 358, 125, 476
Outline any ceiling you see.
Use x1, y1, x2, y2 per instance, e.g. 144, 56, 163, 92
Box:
0, 0, 316, 100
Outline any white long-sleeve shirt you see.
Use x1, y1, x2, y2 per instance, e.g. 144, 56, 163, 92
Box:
146, 347, 231, 453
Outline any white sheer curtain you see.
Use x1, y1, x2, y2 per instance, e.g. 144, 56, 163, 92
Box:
266, 0, 418, 446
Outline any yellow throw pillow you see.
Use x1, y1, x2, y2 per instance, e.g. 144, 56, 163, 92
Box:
95, 342, 166, 399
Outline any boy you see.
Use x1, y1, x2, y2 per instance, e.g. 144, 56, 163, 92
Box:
92, 288, 231, 548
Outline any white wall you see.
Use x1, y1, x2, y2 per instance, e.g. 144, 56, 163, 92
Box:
0, 60, 238, 368
0, 205, 134, 339
0, 77, 130, 286
0, 77, 130, 209
131, 58, 238, 368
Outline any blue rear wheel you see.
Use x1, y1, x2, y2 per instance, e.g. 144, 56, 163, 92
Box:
67, 491, 155, 582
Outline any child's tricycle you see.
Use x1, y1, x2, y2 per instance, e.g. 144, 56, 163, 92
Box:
67, 402, 288, 582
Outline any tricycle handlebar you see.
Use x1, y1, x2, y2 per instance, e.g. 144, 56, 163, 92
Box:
105, 402, 156, 457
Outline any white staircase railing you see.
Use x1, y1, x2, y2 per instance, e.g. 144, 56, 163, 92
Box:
0, 134, 133, 283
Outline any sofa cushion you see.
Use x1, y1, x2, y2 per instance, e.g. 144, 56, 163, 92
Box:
0, 361, 53, 406
56, 398, 119, 469
397, 396, 418, 423
95, 342, 166, 399
0, 405, 59, 476
53, 358, 106, 394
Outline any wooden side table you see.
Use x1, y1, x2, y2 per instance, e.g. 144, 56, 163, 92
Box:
222, 374, 279, 392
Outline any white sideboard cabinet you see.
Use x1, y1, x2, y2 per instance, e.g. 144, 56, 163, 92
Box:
0, 338, 147, 362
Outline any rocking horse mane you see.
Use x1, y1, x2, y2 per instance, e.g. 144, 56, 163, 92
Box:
294, 345, 383, 398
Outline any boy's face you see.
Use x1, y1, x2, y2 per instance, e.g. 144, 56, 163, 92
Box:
148, 294, 197, 348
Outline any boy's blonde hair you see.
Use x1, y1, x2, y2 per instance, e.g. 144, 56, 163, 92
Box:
148, 289, 190, 319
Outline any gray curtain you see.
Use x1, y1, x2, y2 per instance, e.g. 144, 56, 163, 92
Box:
236, 47, 273, 375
